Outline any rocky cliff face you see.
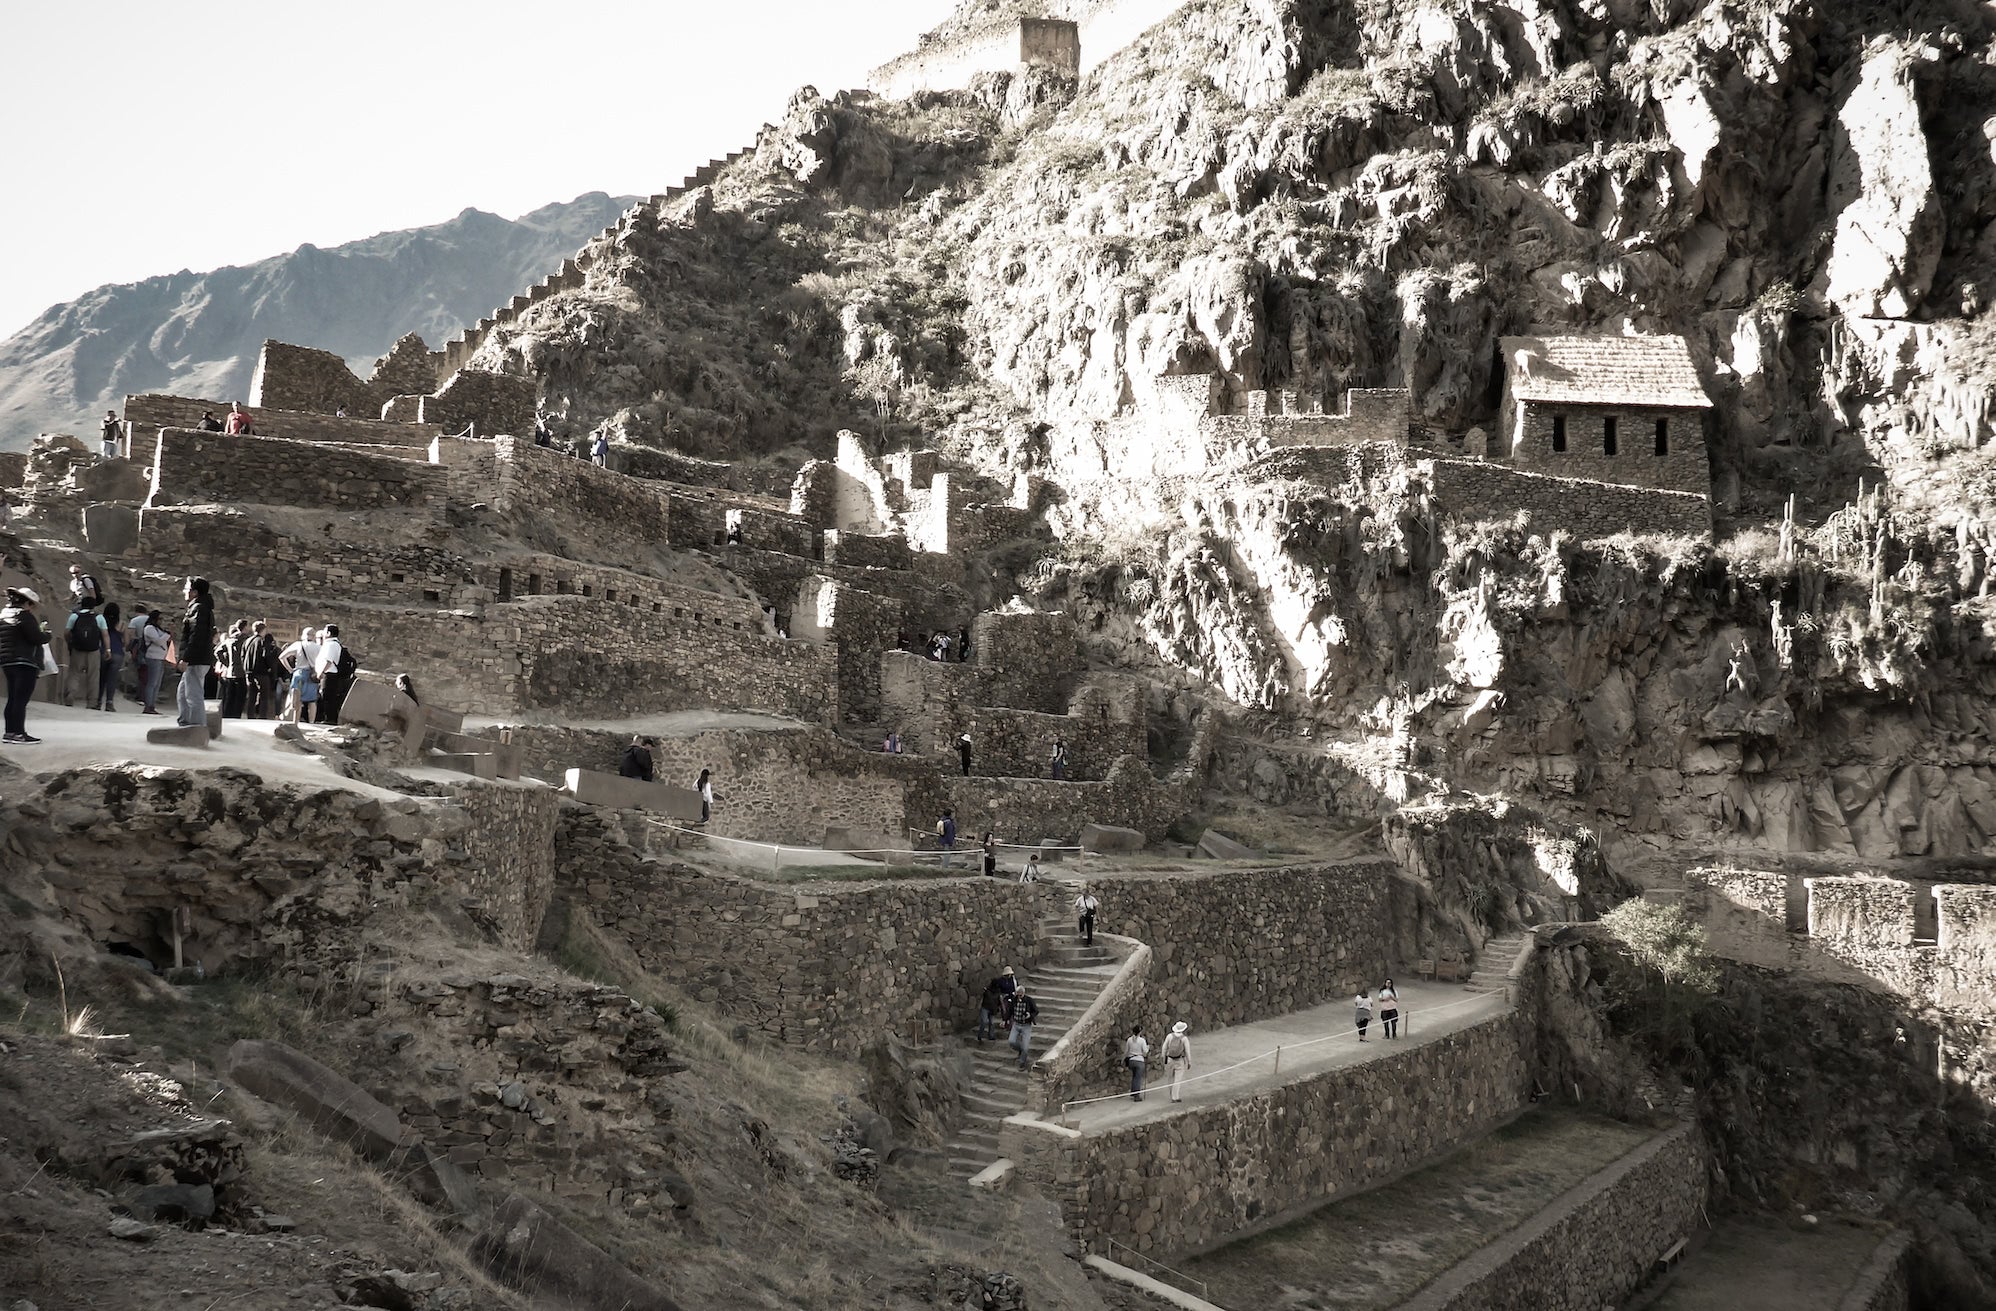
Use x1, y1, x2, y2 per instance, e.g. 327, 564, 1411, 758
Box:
0, 193, 634, 451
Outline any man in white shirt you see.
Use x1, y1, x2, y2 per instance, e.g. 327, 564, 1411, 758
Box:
314, 623, 348, 724
1161, 1022, 1194, 1102
1125, 1025, 1150, 1102
1074, 886, 1099, 945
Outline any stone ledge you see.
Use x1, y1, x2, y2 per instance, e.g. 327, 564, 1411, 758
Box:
1081, 1256, 1227, 1311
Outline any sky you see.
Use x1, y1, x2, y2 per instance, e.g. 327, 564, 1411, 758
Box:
0, 0, 947, 340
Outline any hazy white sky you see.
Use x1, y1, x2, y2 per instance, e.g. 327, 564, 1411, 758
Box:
0, 0, 947, 339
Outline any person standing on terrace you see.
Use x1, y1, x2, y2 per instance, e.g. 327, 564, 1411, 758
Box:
224, 403, 253, 435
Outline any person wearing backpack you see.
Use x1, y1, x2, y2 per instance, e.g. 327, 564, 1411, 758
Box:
1007, 988, 1040, 1071
217, 619, 251, 718
314, 623, 353, 724
244, 621, 280, 719
620, 735, 656, 782
61, 600, 105, 708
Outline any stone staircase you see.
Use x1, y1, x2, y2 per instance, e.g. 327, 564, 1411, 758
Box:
1464, 929, 1529, 994
438, 133, 771, 376
939, 910, 1121, 1181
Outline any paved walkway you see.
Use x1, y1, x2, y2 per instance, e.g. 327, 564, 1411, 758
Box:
1057, 977, 1510, 1133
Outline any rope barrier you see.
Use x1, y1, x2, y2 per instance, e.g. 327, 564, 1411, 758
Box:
1056, 989, 1505, 1120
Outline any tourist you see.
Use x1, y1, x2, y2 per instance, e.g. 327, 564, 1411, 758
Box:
1354, 988, 1373, 1042
135, 609, 170, 714
882, 730, 903, 753
1125, 1025, 1149, 1101
394, 673, 419, 705
1050, 736, 1068, 780
936, 807, 957, 867
1020, 851, 1042, 883
696, 767, 714, 824
61, 597, 104, 708
979, 830, 998, 878
620, 734, 656, 781
0, 586, 48, 744
956, 625, 970, 662
244, 621, 281, 718
198, 411, 223, 432
533, 416, 554, 448
1008, 988, 1039, 1070
591, 433, 609, 467
279, 626, 320, 685
176, 577, 215, 728
224, 402, 252, 435
96, 601, 124, 712
314, 623, 349, 723
217, 620, 250, 718
288, 658, 319, 724
100, 410, 122, 460
68, 564, 101, 608
0, 490, 12, 529
1162, 1022, 1193, 1101
1378, 979, 1400, 1039
956, 732, 973, 777
1074, 884, 1098, 945
123, 604, 150, 700
977, 975, 1006, 1042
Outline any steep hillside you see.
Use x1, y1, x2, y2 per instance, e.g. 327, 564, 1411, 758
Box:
0, 193, 634, 451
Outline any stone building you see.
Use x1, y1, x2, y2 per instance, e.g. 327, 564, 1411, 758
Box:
1498, 334, 1712, 496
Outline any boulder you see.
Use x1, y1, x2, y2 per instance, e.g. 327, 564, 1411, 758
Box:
145, 723, 209, 748
565, 768, 703, 822
339, 679, 425, 754
1079, 823, 1145, 853
225, 1039, 474, 1214
1196, 829, 1257, 861
472, 1193, 683, 1311
226, 1039, 409, 1161
128, 1182, 215, 1224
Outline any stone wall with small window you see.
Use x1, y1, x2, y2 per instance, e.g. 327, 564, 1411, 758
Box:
1508, 401, 1709, 496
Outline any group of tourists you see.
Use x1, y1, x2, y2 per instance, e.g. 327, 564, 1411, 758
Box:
977, 967, 1040, 1069
1353, 980, 1401, 1040
188, 402, 255, 436
0, 557, 365, 743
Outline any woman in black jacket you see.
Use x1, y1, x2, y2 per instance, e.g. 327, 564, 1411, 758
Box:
0, 586, 48, 744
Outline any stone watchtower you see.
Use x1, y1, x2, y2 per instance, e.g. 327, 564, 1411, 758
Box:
1497, 334, 1713, 497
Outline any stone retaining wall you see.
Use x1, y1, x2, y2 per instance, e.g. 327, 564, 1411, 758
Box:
1394, 1122, 1705, 1311
555, 810, 1040, 1051
1426, 458, 1711, 539
124, 394, 442, 465
665, 487, 819, 558
151, 428, 447, 513
1837, 1230, 1913, 1311
491, 722, 919, 846
492, 438, 671, 563
910, 755, 1197, 844
449, 780, 560, 952
1006, 1006, 1532, 1256
137, 506, 483, 608
483, 553, 767, 631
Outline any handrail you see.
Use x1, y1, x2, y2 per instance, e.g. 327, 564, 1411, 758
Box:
1103, 1236, 1209, 1301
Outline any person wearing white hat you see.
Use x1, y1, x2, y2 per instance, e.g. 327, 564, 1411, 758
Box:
1162, 1021, 1193, 1102
1, 586, 49, 744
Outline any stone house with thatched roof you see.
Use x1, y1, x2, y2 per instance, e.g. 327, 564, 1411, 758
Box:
1498, 333, 1713, 497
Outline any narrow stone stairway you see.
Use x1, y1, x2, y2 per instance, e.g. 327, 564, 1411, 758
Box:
1464, 929, 1530, 993
940, 908, 1121, 1181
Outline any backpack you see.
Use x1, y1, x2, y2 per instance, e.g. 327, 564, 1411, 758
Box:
67, 610, 101, 652
335, 645, 357, 679
1163, 1033, 1187, 1060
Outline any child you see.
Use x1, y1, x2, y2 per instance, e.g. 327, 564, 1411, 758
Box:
289, 662, 319, 724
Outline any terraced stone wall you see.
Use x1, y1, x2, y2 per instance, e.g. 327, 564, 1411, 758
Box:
554, 811, 1040, 1051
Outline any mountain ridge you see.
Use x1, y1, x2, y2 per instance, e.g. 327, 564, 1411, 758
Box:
0, 191, 637, 450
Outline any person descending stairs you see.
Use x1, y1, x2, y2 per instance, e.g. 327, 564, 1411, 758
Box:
941, 903, 1121, 1181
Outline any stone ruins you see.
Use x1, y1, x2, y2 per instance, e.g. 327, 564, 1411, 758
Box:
7, 0, 1996, 1308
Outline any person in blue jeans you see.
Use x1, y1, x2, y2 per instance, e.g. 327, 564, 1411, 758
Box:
1125, 1025, 1150, 1101
1008, 990, 1039, 1070
937, 808, 957, 867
